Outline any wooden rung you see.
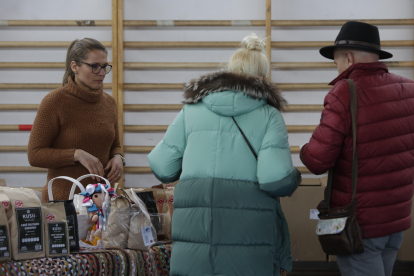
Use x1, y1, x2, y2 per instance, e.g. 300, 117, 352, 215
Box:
0, 41, 112, 48
4, 61, 412, 70
0, 125, 20, 131
0, 83, 325, 92
123, 19, 414, 27
124, 41, 240, 48
0, 83, 112, 89
124, 145, 301, 154
124, 146, 155, 153
5, 20, 112, 26
0, 62, 65, 68
124, 20, 265, 27
0, 104, 39, 110
123, 125, 316, 132
124, 62, 221, 69
272, 19, 414, 26
0, 40, 407, 49
279, 83, 330, 90
290, 146, 300, 153
274, 40, 412, 48
0, 145, 301, 154
0, 166, 312, 174
285, 105, 324, 112
287, 125, 317, 132
0, 62, 112, 69
124, 83, 330, 91
124, 167, 153, 174
123, 83, 184, 90
274, 61, 414, 69
123, 104, 323, 112
124, 104, 183, 111
124, 166, 311, 174
26, 178, 321, 191
0, 125, 316, 133
0, 166, 46, 172
124, 40, 414, 48
0, 146, 28, 152
122, 61, 414, 70
124, 125, 169, 132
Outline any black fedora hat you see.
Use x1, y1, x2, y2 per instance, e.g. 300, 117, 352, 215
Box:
319, 21, 393, 60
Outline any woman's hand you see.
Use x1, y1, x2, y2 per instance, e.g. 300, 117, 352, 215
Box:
74, 149, 104, 181
104, 155, 123, 184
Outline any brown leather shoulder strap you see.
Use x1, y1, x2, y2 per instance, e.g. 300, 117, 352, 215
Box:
325, 79, 358, 205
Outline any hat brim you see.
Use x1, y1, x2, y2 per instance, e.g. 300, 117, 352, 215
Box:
319, 45, 393, 60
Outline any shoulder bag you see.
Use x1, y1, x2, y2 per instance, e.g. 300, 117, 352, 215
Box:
315, 79, 364, 255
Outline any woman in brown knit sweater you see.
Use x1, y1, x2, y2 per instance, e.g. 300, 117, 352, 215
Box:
28, 38, 125, 203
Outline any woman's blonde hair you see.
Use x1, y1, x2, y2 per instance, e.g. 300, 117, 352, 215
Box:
62, 38, 108, 86
227, 34, 269, 77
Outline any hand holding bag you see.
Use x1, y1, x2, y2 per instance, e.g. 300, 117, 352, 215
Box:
316, 79, 364, 255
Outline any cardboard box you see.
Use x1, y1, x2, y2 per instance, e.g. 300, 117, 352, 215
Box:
0, 179, 5, 187
300, 178, 323, 186
281, 185, 327, 261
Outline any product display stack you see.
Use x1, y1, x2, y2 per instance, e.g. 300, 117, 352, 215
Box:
0, 176, 176, 275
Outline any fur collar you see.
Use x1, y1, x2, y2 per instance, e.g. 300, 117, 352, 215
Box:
183, 71, 287, 111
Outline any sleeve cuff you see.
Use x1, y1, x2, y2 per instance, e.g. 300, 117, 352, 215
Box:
58, 148, 77, 167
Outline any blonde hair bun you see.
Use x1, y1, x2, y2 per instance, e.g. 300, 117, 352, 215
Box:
241, 34, 265, 52
227, 33, 269, 77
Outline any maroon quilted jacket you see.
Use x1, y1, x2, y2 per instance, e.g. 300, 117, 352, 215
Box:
300, 62, 414, 239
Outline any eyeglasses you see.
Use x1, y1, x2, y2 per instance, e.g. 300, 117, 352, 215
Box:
77, 61, 112, 74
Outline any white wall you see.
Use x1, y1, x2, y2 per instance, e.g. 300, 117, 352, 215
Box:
1, 0, 413, 188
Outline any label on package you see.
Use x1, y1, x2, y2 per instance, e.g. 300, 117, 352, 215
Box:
66, 215, 77, 246
142, 226, 155, 246
16, 207, 43, 253
48, 222, 68, 255
310, 209, 320, 220
0, 225, 10, 258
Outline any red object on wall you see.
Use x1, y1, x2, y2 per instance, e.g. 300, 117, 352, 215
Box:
19, 125, 32, 131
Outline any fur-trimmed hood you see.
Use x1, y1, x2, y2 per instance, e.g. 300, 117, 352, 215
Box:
183, 71, 287, 112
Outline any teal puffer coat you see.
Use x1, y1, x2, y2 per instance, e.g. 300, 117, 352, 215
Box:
148, 71, 301, 276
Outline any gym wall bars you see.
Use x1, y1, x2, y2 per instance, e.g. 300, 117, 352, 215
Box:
1, 0, 413, 188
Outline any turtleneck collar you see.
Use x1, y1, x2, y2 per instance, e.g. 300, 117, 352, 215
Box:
330, 62, 389, 85
65, 76, 103, 103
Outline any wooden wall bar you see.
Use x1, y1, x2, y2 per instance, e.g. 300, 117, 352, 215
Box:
123, 19, 414, 27
123, 40, 414, 48
2, 10, 413, 184
0, 60, 412, 69
0, 40, 410, 49
116, 0, 125, 187
0, 166, 311, 174
0, 145, 302, 154
9, 19, 414, 27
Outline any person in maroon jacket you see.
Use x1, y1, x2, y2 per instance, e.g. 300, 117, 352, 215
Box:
300, 21, 414, 276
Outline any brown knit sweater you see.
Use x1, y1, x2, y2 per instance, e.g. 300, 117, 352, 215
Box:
28, 77, 123, 203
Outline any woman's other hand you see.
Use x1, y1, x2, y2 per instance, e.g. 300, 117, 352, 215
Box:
104, 155, 123, 184
74, 149, 104, 180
